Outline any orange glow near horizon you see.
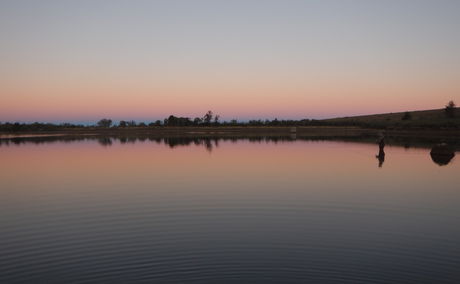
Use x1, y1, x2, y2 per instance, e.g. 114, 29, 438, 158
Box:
2, 74, 458, 122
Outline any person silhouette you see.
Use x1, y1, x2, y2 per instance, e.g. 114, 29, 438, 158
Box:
376, 138, 385, 168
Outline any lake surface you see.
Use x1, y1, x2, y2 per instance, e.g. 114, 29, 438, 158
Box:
1, 137, 459, 283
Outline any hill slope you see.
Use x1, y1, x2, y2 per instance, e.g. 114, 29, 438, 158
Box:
323, 108, 460, 128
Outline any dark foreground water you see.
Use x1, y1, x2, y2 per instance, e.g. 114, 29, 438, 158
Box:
1, 136, 459, 283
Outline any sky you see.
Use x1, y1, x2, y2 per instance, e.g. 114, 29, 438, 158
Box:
1, 0, 459, 123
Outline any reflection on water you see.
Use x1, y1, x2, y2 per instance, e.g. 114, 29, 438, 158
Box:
430, 144, 456, 166
1, 136, 460, 283
1, 134, 458, 166
431, 152, 455, 166
376, 138, 386, 168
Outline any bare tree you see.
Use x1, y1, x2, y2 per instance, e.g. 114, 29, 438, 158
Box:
203, 110, 213, 125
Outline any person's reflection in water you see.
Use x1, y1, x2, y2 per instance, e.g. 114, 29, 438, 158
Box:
376, 138, 385, 168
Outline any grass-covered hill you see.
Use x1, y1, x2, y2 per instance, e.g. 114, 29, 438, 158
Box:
322, 108, 460, 128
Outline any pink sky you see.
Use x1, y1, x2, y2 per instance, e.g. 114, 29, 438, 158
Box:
2, 70, 457, 122
1, 1, 459, 122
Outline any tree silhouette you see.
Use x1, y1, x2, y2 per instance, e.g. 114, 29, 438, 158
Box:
127, 120, 137, 127
193, 117, 202, 125
97, 118, 112, 128
445, 100, 456, 118
203, 111, 213, 125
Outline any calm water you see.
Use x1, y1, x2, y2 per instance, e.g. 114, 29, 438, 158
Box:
1, 137, 459, 283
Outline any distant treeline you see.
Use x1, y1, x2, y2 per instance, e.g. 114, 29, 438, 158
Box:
1, 103, 458, 132
0, 122, 86, 132
0, 119, 325, 132
94, 111, 324, 128
0, 110, 328, 132
1, 117, 458, 132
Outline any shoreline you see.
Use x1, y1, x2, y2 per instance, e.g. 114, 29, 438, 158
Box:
1, 126, 459, 142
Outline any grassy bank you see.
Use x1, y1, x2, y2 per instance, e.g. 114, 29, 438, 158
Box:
0, 126, 370, 137
1, 128, 460, 152
1, 126, 459, 141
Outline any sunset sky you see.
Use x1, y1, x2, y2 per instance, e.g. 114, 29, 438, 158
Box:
1, 0, 459, 123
